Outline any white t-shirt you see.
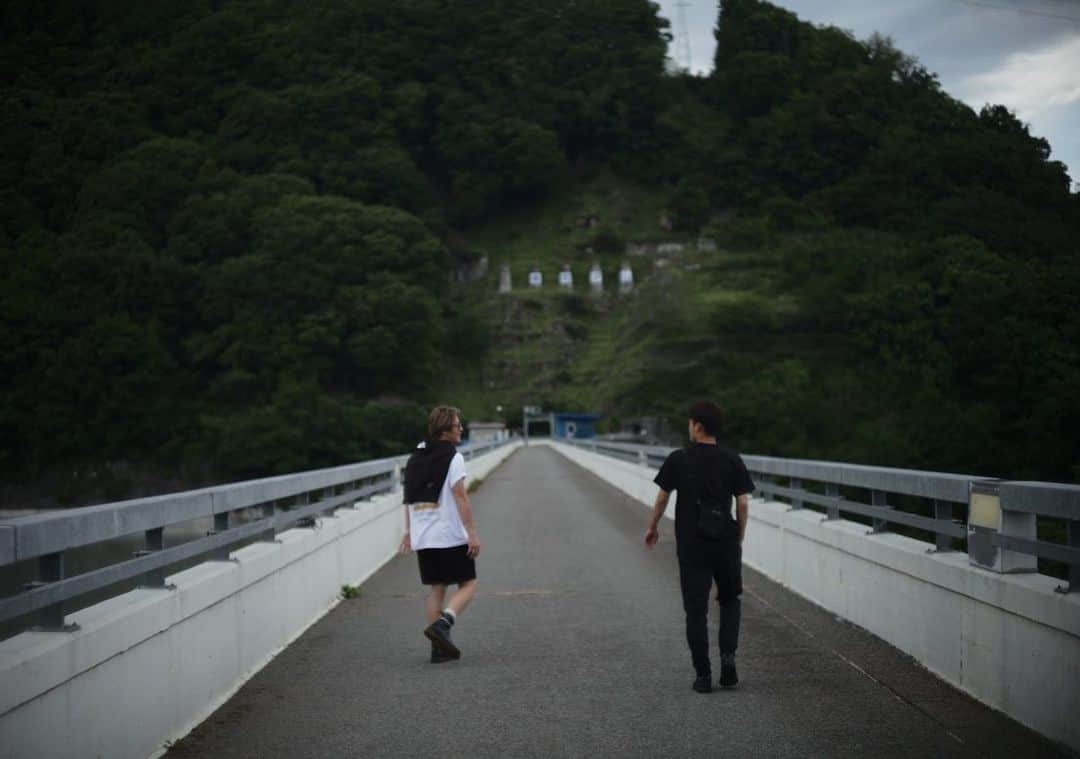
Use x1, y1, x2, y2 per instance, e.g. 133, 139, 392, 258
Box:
409, 449, 468, 551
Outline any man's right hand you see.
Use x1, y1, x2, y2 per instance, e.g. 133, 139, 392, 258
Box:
466, 530, 481, 559
644, 525, 659, 549
398, 532, 412, 554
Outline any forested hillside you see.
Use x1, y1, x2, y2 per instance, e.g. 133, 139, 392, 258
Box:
1, 0, 1077, 505
568, 0, 1080, 481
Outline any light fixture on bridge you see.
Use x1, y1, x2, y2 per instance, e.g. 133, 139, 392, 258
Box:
968, 481, 1037, 574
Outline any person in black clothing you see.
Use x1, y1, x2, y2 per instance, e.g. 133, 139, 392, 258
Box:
644, 400, 754, 694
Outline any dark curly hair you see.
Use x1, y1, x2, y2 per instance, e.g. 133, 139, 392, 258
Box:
688, 400, 723, 438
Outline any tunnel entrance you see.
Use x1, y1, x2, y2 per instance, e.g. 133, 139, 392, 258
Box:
525, 420, 551, 437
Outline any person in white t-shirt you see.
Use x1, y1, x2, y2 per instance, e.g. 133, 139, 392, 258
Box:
399, 406, 481, 663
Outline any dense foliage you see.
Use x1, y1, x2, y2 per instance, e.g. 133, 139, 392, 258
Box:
618, 0, 1080, 480
1, 0, 1077, 500
0, 0, 669, 496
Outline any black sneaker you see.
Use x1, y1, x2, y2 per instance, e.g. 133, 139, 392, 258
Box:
424, 617, 461, 660
719, 655, 738, 688
430, 643, 453, 664
692, 675, 713, 693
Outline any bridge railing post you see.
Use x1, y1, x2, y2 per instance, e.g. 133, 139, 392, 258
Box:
824, 482, 841, 521
1064, 519, 1079, 593
322, 486, 336, 519
210, 511, 231, 561
871, 489, 891, 534
25, 551, 78, 631
789, 478, 803, 510
295, 491, 319, 529
258, 498, 281, 543
933, 500, 953, 551
134, 527, 172, 589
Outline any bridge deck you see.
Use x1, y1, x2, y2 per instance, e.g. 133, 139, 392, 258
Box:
168, 446, 1062, 758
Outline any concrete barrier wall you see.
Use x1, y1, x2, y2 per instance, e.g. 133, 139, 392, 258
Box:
545, 441, 1080, 753
0, 442, 521, 759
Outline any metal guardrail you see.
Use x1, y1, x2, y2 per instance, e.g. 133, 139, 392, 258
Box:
0, 437, 515, 633
565, 439, 1080, 593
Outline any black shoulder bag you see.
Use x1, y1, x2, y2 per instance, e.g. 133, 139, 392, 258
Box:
689, 452, 737, 542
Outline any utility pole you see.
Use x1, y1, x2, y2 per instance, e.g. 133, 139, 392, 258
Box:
522, 405, 541, 446
674, 0, 693, 72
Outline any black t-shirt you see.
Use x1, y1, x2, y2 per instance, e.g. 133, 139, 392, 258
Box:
653, 442, 755, 547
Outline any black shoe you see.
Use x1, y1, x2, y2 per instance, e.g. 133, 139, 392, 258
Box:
424, 617, 461, 660
692, 675, 712, 693
719, 655, 738, 688
430, 643, 453, 664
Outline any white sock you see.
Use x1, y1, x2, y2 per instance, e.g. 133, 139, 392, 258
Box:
442, 608, 456, 625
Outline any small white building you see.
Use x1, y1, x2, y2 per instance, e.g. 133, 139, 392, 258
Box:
558, 264, 573, 289
619, 262, 634, 294
528, 267, 543, 288
589, 263, 603, 293
467, 422, 508, 445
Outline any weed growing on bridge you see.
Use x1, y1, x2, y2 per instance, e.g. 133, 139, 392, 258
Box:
340, 585, 361, 600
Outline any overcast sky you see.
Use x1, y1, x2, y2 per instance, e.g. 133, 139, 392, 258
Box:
655, 0, 1080, 184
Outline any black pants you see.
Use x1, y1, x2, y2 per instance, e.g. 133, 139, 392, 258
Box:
677, 540, 742, 677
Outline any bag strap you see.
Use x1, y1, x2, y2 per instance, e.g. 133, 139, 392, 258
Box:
686, 448, 716, 508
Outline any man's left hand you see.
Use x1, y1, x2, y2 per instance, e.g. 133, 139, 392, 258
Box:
644, 526, 659, 549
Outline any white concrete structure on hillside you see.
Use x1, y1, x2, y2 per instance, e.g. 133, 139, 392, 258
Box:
618, 262, 634, 294
588, 263, 603, 294
558, 264, 573, 289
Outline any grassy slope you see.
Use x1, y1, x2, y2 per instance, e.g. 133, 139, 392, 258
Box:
438, 170, 817, 434
441, 173, 1073, 577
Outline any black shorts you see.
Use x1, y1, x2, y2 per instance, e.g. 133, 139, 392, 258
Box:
416, 544, 477, 586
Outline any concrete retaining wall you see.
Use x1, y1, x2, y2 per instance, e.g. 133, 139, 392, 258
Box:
0, 442, 521, 759
545, 441, 1080, 753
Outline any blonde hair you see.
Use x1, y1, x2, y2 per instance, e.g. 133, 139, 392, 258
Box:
428, 405, 461, 439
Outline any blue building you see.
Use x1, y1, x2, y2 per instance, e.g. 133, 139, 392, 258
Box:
551, 412, 600, 439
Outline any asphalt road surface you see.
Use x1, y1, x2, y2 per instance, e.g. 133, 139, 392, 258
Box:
169, 445, 1066, 758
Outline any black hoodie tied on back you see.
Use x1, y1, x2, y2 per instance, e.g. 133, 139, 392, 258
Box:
403, 439, 457, 505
